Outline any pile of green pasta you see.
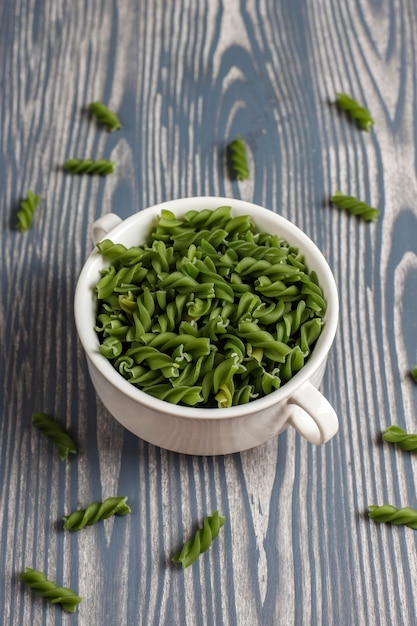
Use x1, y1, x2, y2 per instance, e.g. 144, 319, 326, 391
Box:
94, 205, 326, 408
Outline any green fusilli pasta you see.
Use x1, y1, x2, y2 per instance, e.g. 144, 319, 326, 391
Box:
63, 158, 115, 175
336, 92, 374, 131
172, 510, 226, 568
63, 496, 131, 531
383, 425, 417, 451
20, 567, 81, 613
368, 504, 417, 529
410, 366, 417, 383
89, 101, 122, 132
330, 190, 380, 221
94, 206, 327, 408
16, 189, 40, 231
229, 135, 249, 180
32, 412, 77, 460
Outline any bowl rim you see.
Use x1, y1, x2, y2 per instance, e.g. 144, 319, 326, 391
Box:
74, 196, 339, 420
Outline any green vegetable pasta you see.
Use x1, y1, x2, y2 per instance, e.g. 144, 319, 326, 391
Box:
63, 496, 131, 531
172, 510, 225, 568
16, 189, 40, 231
89, 101, 122, 132
229, 135, 249, 180
32, 412, 77, 460
336, 92, 375, 131
63, 158, 115, 175
330, 190, 380, 222
410, 366, 417, 383
383, 425, 417, 451
20, 567, 81, 613
368, 504, 417, 529
94, 206, 327, 408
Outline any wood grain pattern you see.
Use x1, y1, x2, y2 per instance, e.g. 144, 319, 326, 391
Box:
1, 0, 417, 624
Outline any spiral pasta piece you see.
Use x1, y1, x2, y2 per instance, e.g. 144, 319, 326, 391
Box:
172, 228, 229, 252
63, 496, 131, 531
143, 384, 203, 405
151, 295, 188, 333
214, 380, 235, 408
142, 333, 211, 357
297, 318, 323, 355
236, 322, 292, 362
20, 567, 81, 613
280, 346, 305, 383
89, 100, 122, 132
99, 336, 123, 358
235, 257, 300, 281
171, 360, 202, 388
276, 301, 308, 344
63, 158, 115, 175
255, 276, 300, 299
184, 205, 232, 229
232, 384, 256, 405
32, 412, 77, 460
172, 510, 226, 568
186, 296, 213, 320
229, 135, 249, 180
330, 190, 380, 222
368, 504, 417, 529
222, 334, 246, 362
228, 240, 288, 263
97, 239, 147, 265
336, 92, 375, 131
124, 345, 180, 379
253, 300, 289, 325
382, 425, 417, 451
16, 189, 40, 231
96, 264, 147, 299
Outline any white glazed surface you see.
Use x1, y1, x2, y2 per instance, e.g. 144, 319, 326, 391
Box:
74, 197, 339, 455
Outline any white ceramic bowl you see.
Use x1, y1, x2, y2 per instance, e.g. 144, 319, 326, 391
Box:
74, 197, 339, 455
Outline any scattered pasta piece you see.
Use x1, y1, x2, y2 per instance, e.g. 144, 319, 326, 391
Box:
172, 510, 225, 568
229, 135, 249, 180
63, 496, 131, 531
20, 567, 81, 613
16, 189, 40, 231
89, 101, 122, 132
410, 367, 417, 383
330, 190, 379, 221
383, 425, 417, 451
32, 412, 77, 460
368, 504, 417, 529
63, 158, 115, 175
336, 92, 374, 131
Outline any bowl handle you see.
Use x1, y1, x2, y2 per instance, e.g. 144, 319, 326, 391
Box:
91, 213, 122, 245
285, 382, 339, 445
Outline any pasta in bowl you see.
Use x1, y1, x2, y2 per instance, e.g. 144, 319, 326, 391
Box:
74, 197, 339, 455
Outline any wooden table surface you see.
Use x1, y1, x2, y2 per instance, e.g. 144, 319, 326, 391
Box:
2, 1, 417, 624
